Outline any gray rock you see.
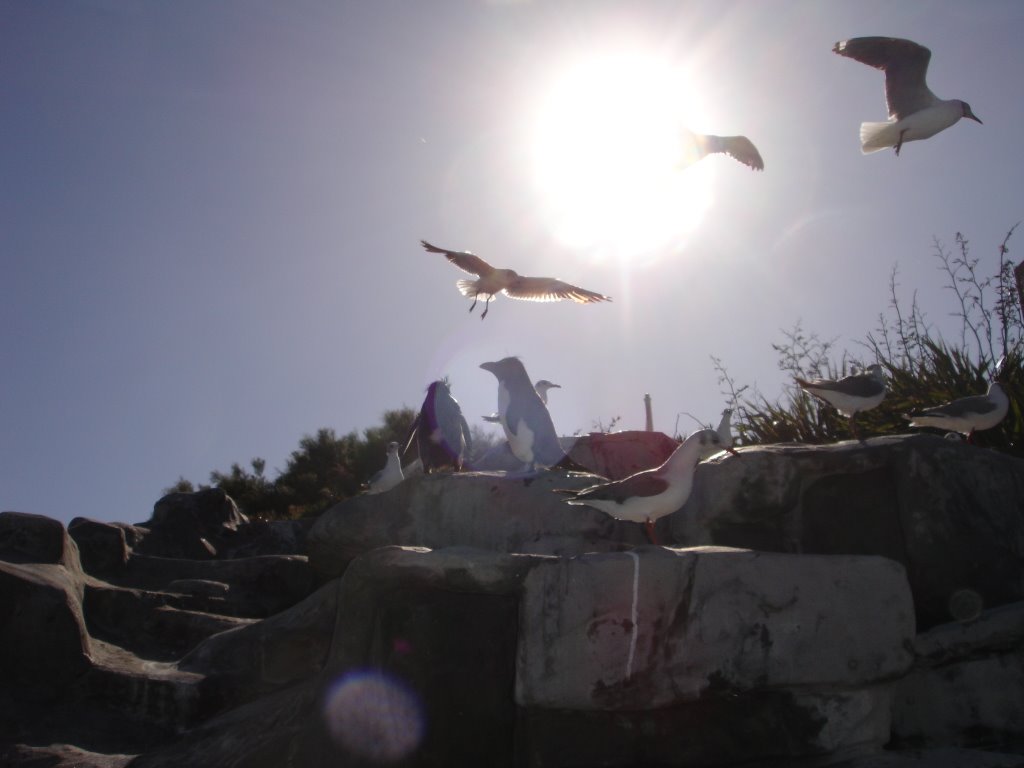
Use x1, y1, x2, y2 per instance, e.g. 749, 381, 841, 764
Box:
0, 743, 135, 768
70, 517, 130, 576
0, 510, 82, 569
0, 560, 92, 701
516, 546, 914, 709
892, 601, 1024, 751
83, 581, 255, 661
673, 434, 1024, 629
307, 470, 646, 581
218, 518, 312, 558
816, 747, 1024, 767
177, 579, 342, 711
135, 488, 248, 560
121, 553, 314, 618
166, 578, 230, 597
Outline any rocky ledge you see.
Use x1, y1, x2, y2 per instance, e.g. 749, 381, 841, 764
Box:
1, 434, 1022, 767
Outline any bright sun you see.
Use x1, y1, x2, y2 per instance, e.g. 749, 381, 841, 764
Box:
531, 53, 715, 265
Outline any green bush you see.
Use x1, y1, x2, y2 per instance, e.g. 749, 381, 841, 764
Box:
716, 226, 1022, 455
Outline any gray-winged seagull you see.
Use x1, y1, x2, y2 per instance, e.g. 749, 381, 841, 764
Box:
683, 131, 764, 171
421, 240, 611, 320
715, 408, 734, 451
905, 382, 1009, 442
365, 441, 404, 494
833, 36, 981, 155
556, 428, 735, 545
796, 364, 887, 438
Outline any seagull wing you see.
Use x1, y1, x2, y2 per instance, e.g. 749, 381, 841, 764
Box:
914, 393, 1001, 419
833, 37, 935, 119
420, 240, 495, 277
796, 372, 885, 398
503, 276, 612, 304
570, 472, 669, 503
702, 134, 765, 171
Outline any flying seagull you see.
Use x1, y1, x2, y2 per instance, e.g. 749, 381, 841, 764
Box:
556, 428, 735, 545
421, 240, 612, 320
905, 382, 1009, 442
682, 131, 764, 171
483, 379, 560, 423
365, 441, 404, 495
795, 364, 887, 439
832, 36, 981, 156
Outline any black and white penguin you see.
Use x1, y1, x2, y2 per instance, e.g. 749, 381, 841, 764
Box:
404, 379, 473, 473
479, 357, 576, 472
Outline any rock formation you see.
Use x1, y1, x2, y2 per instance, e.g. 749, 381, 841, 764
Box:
1, 434, 1021, 767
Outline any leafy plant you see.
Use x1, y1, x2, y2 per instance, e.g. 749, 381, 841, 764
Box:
716, 226, 1023, 454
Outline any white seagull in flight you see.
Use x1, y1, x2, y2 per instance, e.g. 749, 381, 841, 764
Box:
832, 36, 981, 156
682, 131, 764, 171
421, 240, 612, 320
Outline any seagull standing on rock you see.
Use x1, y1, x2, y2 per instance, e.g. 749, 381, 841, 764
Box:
832, 36, 982, 155
421, 240, 612, 320
365, 442, 404, 495
905, 382, 1009, 443
556, 428, 735, 545
796, 364, 887, 439
715, 408, 734, 451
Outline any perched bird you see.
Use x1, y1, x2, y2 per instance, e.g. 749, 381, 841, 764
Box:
905, 382, 1009, 442
534, 379, 562, 405
557, 428, 734, 545
796, 364, 887, 439
479, 357, 574, 471
715, 408, 734, 450
682, 131, 764, 171
421, 240, 611, 320
483, 379, 561, 423
833, 36, 981, 156
365, 442, 404, 495
404, 379, 473, 473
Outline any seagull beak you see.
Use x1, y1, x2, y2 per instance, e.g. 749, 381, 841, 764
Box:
963, 104, 982, 124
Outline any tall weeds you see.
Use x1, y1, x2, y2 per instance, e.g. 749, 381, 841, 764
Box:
716, 226, 1022, 454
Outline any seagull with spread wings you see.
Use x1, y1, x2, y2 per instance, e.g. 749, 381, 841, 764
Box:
421, 240, 612, 320
683, 131, 764, 171
832, 36, 981, 156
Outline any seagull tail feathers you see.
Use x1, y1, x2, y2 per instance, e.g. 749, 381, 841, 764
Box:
456, 279, 477, 297
860, 121, 899, 153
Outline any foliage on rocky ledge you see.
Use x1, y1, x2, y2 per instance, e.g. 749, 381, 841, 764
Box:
716, 227, 1024, 455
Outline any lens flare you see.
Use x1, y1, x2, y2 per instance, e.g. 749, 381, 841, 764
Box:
947, 588, 983, 623
323, 670, 425, 762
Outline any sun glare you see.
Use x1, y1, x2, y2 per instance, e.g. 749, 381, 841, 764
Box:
532, 53, 715, 265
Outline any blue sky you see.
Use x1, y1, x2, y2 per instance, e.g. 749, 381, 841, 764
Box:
3, 1, 1022, 526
